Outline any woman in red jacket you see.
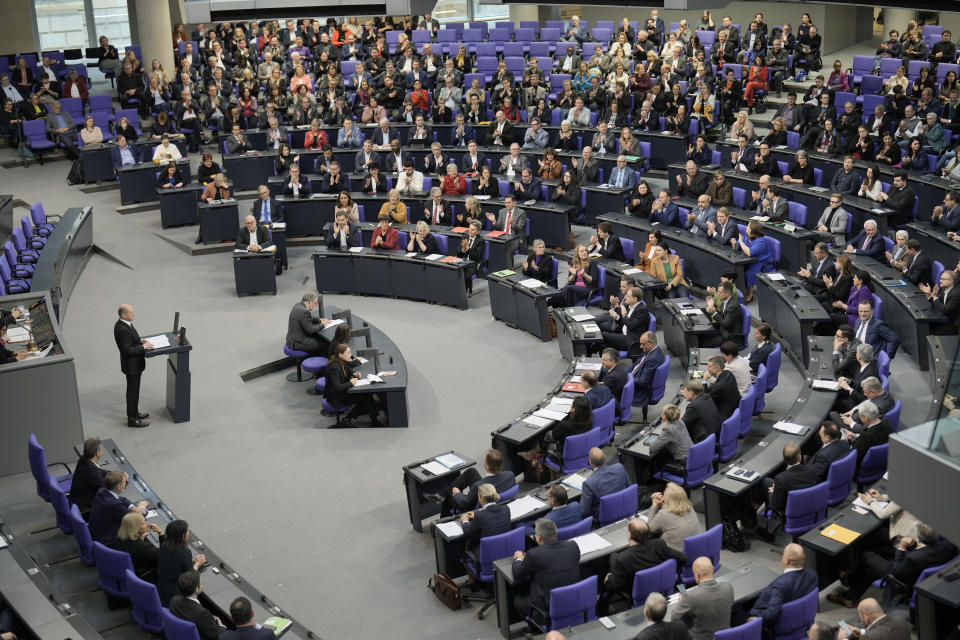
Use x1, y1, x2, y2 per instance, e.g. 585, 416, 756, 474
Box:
370, 213, 399, 249
62, 69, 89, 100
303, 119, 328, 150
743, 55, 769, 110
441, 163, 466, 195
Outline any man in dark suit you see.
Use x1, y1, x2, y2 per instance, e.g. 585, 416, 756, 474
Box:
899, 240, 932, 285
706, 208, 739, 247
285, 291, 330, 356
486, 110, 515, 147
88, 471, 147, 543
426, 449, 516, 515
598, 279, 630, 333
589, 222, 626, 261
923, 269, 960, 334
634, 592, 690, 640
846, 598, 911, 640
601, 287, 649, 352
220, 596, 274, 640
110, 135, 143, 169
844, 219, 884, 260
603, 518, 687, 614
580, 448, 630, 520
236, 215, 273, 252
582, 370, 614, 410
251, 185, 282, 224
511, 168, 543, 202
755, 443, 819, 541
807, 421, 851, 481
114, 304, 152, 428
681, 381, 723, 443
168, 571, 222, 640
525, 485, 583, 536
459, 140, 487, 174
630, 332, 667, 422
511, 519, 581, 618
701, 283, 744, 349
748, 544, 818, 629
747, 323, 774, 375
674, 557, 735, 640
317, 161, 351, 193
459, 483, 511, 551
599, 348, 628, 414
851, 300, 900, 359
847, 402, 892, 471
421, 187, 451, 225
675, 160, 710, 198
797, 242, 835, 295
829, 524, 959, 607
705, 355, 740, 422
324, 212, 360, 249
69, 437, 107, 516
877, 172, 916, 227
834, 342, 880, 413
834, 377, 894, 432
832, 325, 860, 380
224, 123, 253, 154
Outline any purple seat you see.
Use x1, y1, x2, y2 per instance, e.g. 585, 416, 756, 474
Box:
716, 617, 762, 639
127, 569, 163, 633
544, 427, 598, 474
12, 227, 39, 264
557, 517, 593, 540
88, 94, 114, 118
772, 587, 818, 640
631, 558, 677, 607
786, 132, 801, 150
885, 400, 901, 431
28, 433, 73, 503
680, 524, 722, 584
48, 475, 73, 534
656, 433, 716, 490
541, 575, 597, 630
765, 343, 782, 392
732, 187, 747, 208
871, 293, 883, 321
717, 409, 741, 463
0, 255, 30, 293
31, 202, 57, 236
619, 237, 635, 264
302, 357, 328, 376
21, 215, 45, 250
162, 608, 202, 640
283, 344, 310, 382
618, 372, 635, 423
782, 482, 829, 536
22, 119, 55, 155
860, 75, 884, 96
598, 483, 638, 526
826, 451, 857, 507
463, 527, 525, 619
503, 42, 525, 58
497, 484, 519, 503
314, 378, 354, 426
850, 56, 875, 85
4, 242, 32, 277
753, 366, 766, 416
69, 504, 95, 566
515, 28, 535, 42
593, 398, 616, 443
787, 201, 807, 226
93, 541, 134, 600
856, 443, 888, 486
60, 97, 83, 122
540, 28, 561, 42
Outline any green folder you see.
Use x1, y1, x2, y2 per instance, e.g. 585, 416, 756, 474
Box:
263, 617, 292, 636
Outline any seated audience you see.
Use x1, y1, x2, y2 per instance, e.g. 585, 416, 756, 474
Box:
603, 518, 686, 614
580, 448, 630, 521
89, 470, 148, 543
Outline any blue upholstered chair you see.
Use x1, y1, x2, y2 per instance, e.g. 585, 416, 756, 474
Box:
127, 569, 164, 634
631, 558, 677, 607
28, 433, 73, 502
680, 524, 722, 584
597, 483, 638, 526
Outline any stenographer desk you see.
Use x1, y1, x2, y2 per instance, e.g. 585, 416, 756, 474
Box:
701, 336, 839, 530
554, 308, 604, 360
313, 246, 471, 309
756, 272, 832, 365
198, 199, 241, 244
157, 184, 203, 227
233, 250, 277, 296
220, 150, 278, 191
659, 299, 716, 368
907, 221, 960, 273
830, 249, 948, 371
79, 142, 116, 183
486, 270, 557, 341
403, 451, 477, 533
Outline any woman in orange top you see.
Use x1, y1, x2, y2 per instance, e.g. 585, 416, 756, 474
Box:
303, 119, 328, 150
201, 173, 231, 202
537, 147, 562, 180
410, 79, 430, 114
743, 55, 769, 109
637, 229, 663, 273
441, 164, 466, 195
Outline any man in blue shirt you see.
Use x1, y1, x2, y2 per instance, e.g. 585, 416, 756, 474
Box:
45, 101, 78, 159
110, 135, 142, 169
931, 190, 960, 231
829, 155, 860, 195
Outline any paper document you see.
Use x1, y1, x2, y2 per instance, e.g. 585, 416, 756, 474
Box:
233, 249, 248, 253
436, 521, 463, 538
406, 252, 418, 257
567, 310, 594, 322
750, 216, 770, 222
569, 375, 582, 383
821, 524, 860, 544
4, 326, 29, 342
0, 536, 7, 549
522, 415, 554, 428
263, 617, 291, 636
808, 186, 828, 192
576, 362, 602, 371
425, 253, 444, 261
562, 473, 586, 490
811, 380, 840, 391
508, 495, 546, 519
349, 246, 364, 253
326, 319, 345, 328
533, 408, 568, 421
580, 323, 601, 333
435, 453, 465, 469
573, 532, 612, 556
145, 509, 159, 519
519, 278, 544, 288
366, 373, 383, 383
473, 194, 491, 200
544, 402, 573, 414
773, 421, 806, 435
551, 396, 574, 406
681, 309, 701, 316
852, 497, 888, 512
354, 379, 372, 386
270, 222, 286, 229
421, 461, 449, 476
144, 334, 170, 348
766, 272, 786, 281
623, 268, 642, 274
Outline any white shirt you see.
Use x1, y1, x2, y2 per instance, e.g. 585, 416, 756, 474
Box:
246, 228, 259, 248
621, 304, 637, 334
725, 356, 752, 395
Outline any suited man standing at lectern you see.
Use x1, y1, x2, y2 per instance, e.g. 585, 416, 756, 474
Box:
114, 304, 152, 428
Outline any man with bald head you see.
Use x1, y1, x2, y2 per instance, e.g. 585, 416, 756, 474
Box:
838, 597, 910, 639
235, 215, 273, 253
602, 518, 686, 614
114, 304, 154, 428
748, 544, 817, 630
674, 556, 734, 639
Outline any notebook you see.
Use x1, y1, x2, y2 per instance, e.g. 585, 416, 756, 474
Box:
821, 524, 860, 544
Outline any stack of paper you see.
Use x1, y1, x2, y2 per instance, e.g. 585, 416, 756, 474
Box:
533, 407, 567, 421
421, 461, 448, 475
581, 323, 601, 333
436, 453, 465, 468
852, 496, 888, 512
551, 396, 574, 407
772, 421, 806, 435
811, 380, 840, 391
576, 361, 602, 371
435, 521, 463, 537
425, 254, 444, 261
519, 278, 544, 288
681, 309, 701, 316
522, 415, 553, 428
562, 473, 586, 490
508, 495, 546, 519
572, 532, 612, 556
349, 246, 364, 253
326, 319, 346, 328
5, 326, 29, 342
766, 272, 786, 281
144, 334, 171, 348
623, 267, 642, 275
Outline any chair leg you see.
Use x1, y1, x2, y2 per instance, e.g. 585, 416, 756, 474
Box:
286, 357, 308, 382
476, 600, 496, 619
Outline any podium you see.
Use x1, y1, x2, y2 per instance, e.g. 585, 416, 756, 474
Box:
145, 331, 192, 423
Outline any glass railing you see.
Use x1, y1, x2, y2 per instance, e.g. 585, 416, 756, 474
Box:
922, 335, 960, 466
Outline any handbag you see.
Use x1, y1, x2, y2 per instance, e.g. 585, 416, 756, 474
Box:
721, 518, 747, 552
428, 572, 462, 610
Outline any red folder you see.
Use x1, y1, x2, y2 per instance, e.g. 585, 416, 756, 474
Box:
562, 382, 585, 393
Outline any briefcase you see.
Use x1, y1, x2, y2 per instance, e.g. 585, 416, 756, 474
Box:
428, 572, 462, 610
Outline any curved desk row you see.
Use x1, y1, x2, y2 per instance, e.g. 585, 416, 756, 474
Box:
756, 272, 832, 366
486, 270, 557, 341
907, 221, 960, 274
30, 206, 94, 322
925, 335, 959, 423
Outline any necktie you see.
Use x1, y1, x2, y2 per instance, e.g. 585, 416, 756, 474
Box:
433, 204, 439, 224
263, 199, 270, 223
857, 320, 867, 342
504, 210, 511, 233
615, 169, 623, 188
861, 235, 870, 251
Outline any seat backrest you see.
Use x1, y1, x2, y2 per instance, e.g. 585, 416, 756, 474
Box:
69, 504, 95, 565
765, 343, 782, 391
557, 517, 593, 540
857, 443, 889, 484
718, 409, 741, 463
477, 527, 525, 581
681, 524, 722, 583
685, 433, 716, 487
740, 304, 751, 344
753, 366, 766, 415
714, 616, 762, 639
48, 476, 73, 534
126, 569, 163, 632
826, 451, 857, 506
773, 588, 819, 639
598, 483, 638, 526
92, 541, 134, 598
851, 56, 874, 75
22, 119, 47, 140
871, 293, 883, 321
784, 482, 829, 535
885, 400, 902, 431
498, 484, 519, 502
619, 237, 635, 264
631, 558, 678, 607
549, 575, 598, 630
732, 186, 746, 208
738, 387, 755, 437
787, 201, 807, 226
932, 260, 946, 287
618, 372, 634, 422
648, 355, 671, 406
28, 433, 52, 501
879, 58, 902, 78
560, 428, 597, 473
876, 349, 890, 378
593, 399, 616, 440
162, 608, 202, 640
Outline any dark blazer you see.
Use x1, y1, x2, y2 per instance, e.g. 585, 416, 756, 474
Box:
749, 569, 817, 626
220, 626, 275, 640
512, 539, 581, 610
362, 172, 387, 194
860, 615, 912, 640
88, 488, 132, 543
852, 419, 892, 467
605, 539, 686, 596
235, 225, 272, 250
708, 218, 739, 246
580, 463, 630, 519
157, 545, 194, 606
285, 302, 325, 352
890, 539, 960, 590
632, 346, 666, 407
522, 254, 554, 282
486, 120, 515, 145
710, 298, 744, 349
932, 287, 960, 333
769, 464, 819, 513
599, 364, 628, 407
420, 198, 451, 225
69, 457, 107, 513
635, 621, 692, 640
454, 470, 516, 510
457, 234, 485, 264
252, 197, 283, 223
111, 536, 160, 582
318, 173, 351, 194
511, 177, 543, 202
526, 502, 583, 536
683, 394, 723, 443
852, 318, 901, 357
612, 303, 651, 344
748, 341, 774, 375
460, 152, 487, 174
902, 251, 932, 285
676, 172, 710, 198
407, 232, 439, 255
594, 234, 626, 261
324, 360, 355, 408
461, 503, 511, 541
282, 178, 311, 198
848, 231, 884, 259
325, 222, 360, 249
808, 438, 852, 481
707, 370, 740, 421
110, 144, 143, 168
168, 595, 220, 640
156, 170, 184, 188
114, 320, 146, 376
804, 258, 836, 291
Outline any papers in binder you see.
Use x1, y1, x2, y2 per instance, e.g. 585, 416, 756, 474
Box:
573, 532, 612, 556
808, 186, 829, 192
450, 226, 469, 232
750, 215, 770, 222
366, 373, 383, 383
485, 230, 506, 237
567, 309, 594, 322
562, 473, 586, 490
773, 421, 806, 435
551, 396, 574, 407
820, 524, 860, 544
326, 319, 345, 328
144, 334, 170, 348
766, 272, 786, 281
562, 382, 586, 393
811, 380, 840, 391
421, 461, 448, 476
425, 253, 444, 261
534, 407, 568, 421
436, 521, 464, 538
522, 415, 554, 428
568, 375, 582, 383
519, 278, 544, 288
263, 617, 292, 636
508, 495, 546, 519
270, 222, 287, 229
4, 326, 29, 342
435, 453, 465, 469
681, 309, 701, 316
623, 267, 642, 274
349, 246, 364, 252
580, 322, 601, 333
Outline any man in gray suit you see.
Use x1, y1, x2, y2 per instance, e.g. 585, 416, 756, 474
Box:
354, 139, 380, 173
674, 557, 734, 640
761, 185, 789, 222
815, 193, 850, 245
285, 292, 331, 356
46, 101, 78, 159
838, 597, 910, 640
485, 194, 526, 237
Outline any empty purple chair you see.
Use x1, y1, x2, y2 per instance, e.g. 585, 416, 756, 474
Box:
21, 216, 45, 250
4, 242, 32, 277
656, 433, 716, 490
772, 587, 818, 640
463, 527, 525, 619
31, 202, 57, 236
717, 409, 741, 463
782, 482, 829, 536
631, 558, 677, 607
92, 541, 134, 602
856, 444, 889, 486
593, 398, 616, 443
283, 344, 310, 382
162, 608, 202, 640
544, 427, 600, 474
598, 483, 638, 526
716, 617, 762, 639
557, 517, 593, 540
885, 400, 901, 431
787, 201, 807, 226
28, 433, 73, 502
11, 227, 39, 264
540, 575, 597, 630
737, 387, 755, 438
23, 120, 55, 158
618, 372, 635, 423
826, 451, 857, 507
69, 504, 95, 565
680, 524, 722, 584
47, 475, 73, 534
0, 255, 30, 293
127, 569, 164, 633
619, 237, 635, 264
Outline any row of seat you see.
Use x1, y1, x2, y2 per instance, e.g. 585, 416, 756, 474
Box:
0, 203, 59, 296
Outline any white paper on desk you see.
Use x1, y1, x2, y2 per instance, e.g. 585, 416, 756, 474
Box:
426, 253, 444, 261
773, 421, 806, 435
366, 373, 383, 383
519, 278, 544, 288
534, 408, 568, 421
144, 334, 170, 348
522, 414, 554, 428
271, 222, 287, 230
581, 322, 601, 333
750, 215, 770, 222
509, 495, 546, 519
568, 375, 582, 383
766, 272, 786, 281
573, 532, 612, 556
145, 510, 159, 519
349, 246, 364, 253
473, 194, 491, 200
544, 403, 573, 414
562, 473, 586, 490
354, 379, 372, 386
852, 496, 888, 512
436, 453, 466, 469
325, 319, 345, 328
623, 267, 642, 274
811, 380, 840, 391
576, 362, 602, 371
436, 521, 464, 538
421, 461, 449, 476
808, 186, 829, 193
0, 536, 7, 549
567, 309, 594, 322
406, 252, 418, 257
681, 309, 701, 316
551, 396, 574, 406
4, 326, 29, 342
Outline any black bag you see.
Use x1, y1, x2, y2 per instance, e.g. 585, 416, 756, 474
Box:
721, 518, 747, 552
428, 573, 462, 610
67, 158, 84, 185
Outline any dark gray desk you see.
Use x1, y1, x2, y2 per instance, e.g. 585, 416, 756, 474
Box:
157, 184, 203, 228
233, 251, 277, 296
80, 143, 115, 183
915, 558, 960, 640
486, 271, 556, 341
276, 194, 334, 236
591, 260, 666, 312
634, 131, 689, 169
926, 335, 959, 423
659, 299, 715, 368
198, 200, 241, 244
756, 272, 832, 365
220, 151, 278, 191
554, 308, 604, 360
118, 159, 190, 204
907, 221, 960, 273
402, 451, 476, 533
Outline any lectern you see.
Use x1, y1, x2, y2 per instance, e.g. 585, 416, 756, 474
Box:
145, 331, 192, 423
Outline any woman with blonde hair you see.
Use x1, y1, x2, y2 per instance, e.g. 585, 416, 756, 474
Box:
550, 244, 599, 307
407, 220, 438, 254
728, 110, 755, 142
648, 404, 693, 472
456, 195, 484, 227
379, 189, 407, 223
648, 480, 704, 551
110, 511, 163, 582
201, 173, 230, 202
